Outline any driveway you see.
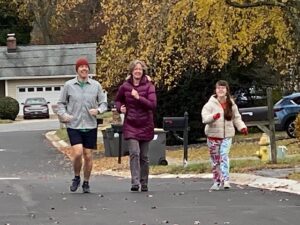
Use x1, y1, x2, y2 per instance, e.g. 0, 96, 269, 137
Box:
0, 119, 61, 132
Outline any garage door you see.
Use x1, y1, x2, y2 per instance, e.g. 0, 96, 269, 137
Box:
16, 86, 64, 115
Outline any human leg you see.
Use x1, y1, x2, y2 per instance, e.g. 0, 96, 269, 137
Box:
128, 139, 141, 190
139, 141, 150, 191
207, 138, 222, 190
220, 138, 232, 188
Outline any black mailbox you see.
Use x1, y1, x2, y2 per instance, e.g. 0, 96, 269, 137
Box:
163, 112, 189, 164
163, 117, 186, 131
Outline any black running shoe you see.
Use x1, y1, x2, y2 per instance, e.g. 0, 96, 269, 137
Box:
130, 185, 139, 192
70, 177, 81, 192
141, 185, 148, 192
82, 181, 90, 193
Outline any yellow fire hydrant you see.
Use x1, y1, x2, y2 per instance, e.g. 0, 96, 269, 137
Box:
256, 133, 270, 161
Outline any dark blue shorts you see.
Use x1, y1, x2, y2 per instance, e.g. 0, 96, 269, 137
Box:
67, 128, 97, 149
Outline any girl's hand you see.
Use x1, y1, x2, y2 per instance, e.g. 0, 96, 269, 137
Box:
213, 113, 221, 120
241, 127, 248, 135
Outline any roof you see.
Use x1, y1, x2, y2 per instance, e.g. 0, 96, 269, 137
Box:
0, 43, 96, 79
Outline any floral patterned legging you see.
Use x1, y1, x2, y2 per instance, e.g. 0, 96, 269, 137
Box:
207, 138, 232, 183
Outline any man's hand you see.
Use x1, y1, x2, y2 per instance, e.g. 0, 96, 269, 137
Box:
120, 105, 126, 114
61, 113, 73, 122
89, 108, 99, 116
131, 89, 139, 99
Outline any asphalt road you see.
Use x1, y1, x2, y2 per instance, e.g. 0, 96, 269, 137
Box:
0, 121, 299, 225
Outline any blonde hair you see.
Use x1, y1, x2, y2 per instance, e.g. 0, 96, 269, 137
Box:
128, 59, 147, 76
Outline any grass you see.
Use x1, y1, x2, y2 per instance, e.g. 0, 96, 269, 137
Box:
0, 119, 13, 124
150, 155, 300, 175
166, 136, 300, 161
288, 172, 300, 181
55, 128, 69, 142
98, 111, 112, 119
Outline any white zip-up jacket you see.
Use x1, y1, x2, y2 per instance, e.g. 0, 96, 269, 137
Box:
201, 95, 246, 138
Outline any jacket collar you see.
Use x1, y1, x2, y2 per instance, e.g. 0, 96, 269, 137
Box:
127, 75, 148, 86
71, 76, 92, 85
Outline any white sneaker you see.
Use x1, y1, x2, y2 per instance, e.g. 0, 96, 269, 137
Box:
223, 181, 231, 189
209, 182, 220, 191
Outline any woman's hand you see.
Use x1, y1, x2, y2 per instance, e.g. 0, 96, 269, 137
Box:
120, 105, 127, 114
131, 89, 139, 99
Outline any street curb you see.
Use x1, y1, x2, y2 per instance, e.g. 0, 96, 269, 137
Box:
95, 171, 300, 195
45, 131, 300, 195
45, 131, 69, 149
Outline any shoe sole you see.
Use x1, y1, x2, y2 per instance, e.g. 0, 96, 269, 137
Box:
70, 185, 80, 192
131, 185, 139, 192
209, 188, 220, 191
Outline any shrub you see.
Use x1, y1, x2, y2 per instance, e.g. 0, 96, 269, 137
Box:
0, 96, 19, 120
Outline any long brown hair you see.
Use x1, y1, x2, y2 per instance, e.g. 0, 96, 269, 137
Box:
215, 80, 233, 121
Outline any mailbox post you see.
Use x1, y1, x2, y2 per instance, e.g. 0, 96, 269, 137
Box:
163, 112, 189, 166
111, 124, 123, 164
239, 88, 277, 163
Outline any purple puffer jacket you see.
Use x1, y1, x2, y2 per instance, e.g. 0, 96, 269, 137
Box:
115, 76, 157, 141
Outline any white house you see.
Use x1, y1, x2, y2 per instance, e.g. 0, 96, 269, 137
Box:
0, 34, 97, 115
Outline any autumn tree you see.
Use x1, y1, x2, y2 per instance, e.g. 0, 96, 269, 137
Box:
98, 0, 295, 90
13, 0, 85, 44
54, 0, 106, 44
0, 0, 32, 45
225, 0, 300, 92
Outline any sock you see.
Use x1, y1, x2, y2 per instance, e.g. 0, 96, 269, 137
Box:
75, 175, 80, 180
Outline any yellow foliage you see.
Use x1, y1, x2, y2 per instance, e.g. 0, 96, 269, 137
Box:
295, 113, 300, 140
13, 0, 84, 32
97, 0, 296, 89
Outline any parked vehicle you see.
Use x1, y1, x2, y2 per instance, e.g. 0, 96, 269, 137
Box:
239, 92, 300, 138
22, 97, 50, 119
274, 92, 300, 138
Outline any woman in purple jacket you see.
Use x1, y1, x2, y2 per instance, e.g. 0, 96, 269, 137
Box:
115, 60, 157, 192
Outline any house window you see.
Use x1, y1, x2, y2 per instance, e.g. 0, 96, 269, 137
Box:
19, 88, 26, 92
28, 87, 34, 92
45, 87, 52, 91
37, 87, 43, 92
54, 86, 61, 91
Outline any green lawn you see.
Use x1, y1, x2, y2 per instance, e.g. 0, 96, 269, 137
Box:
150, 155, 300, 175
288, 172, 300, 181
0, 119, 13, 124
